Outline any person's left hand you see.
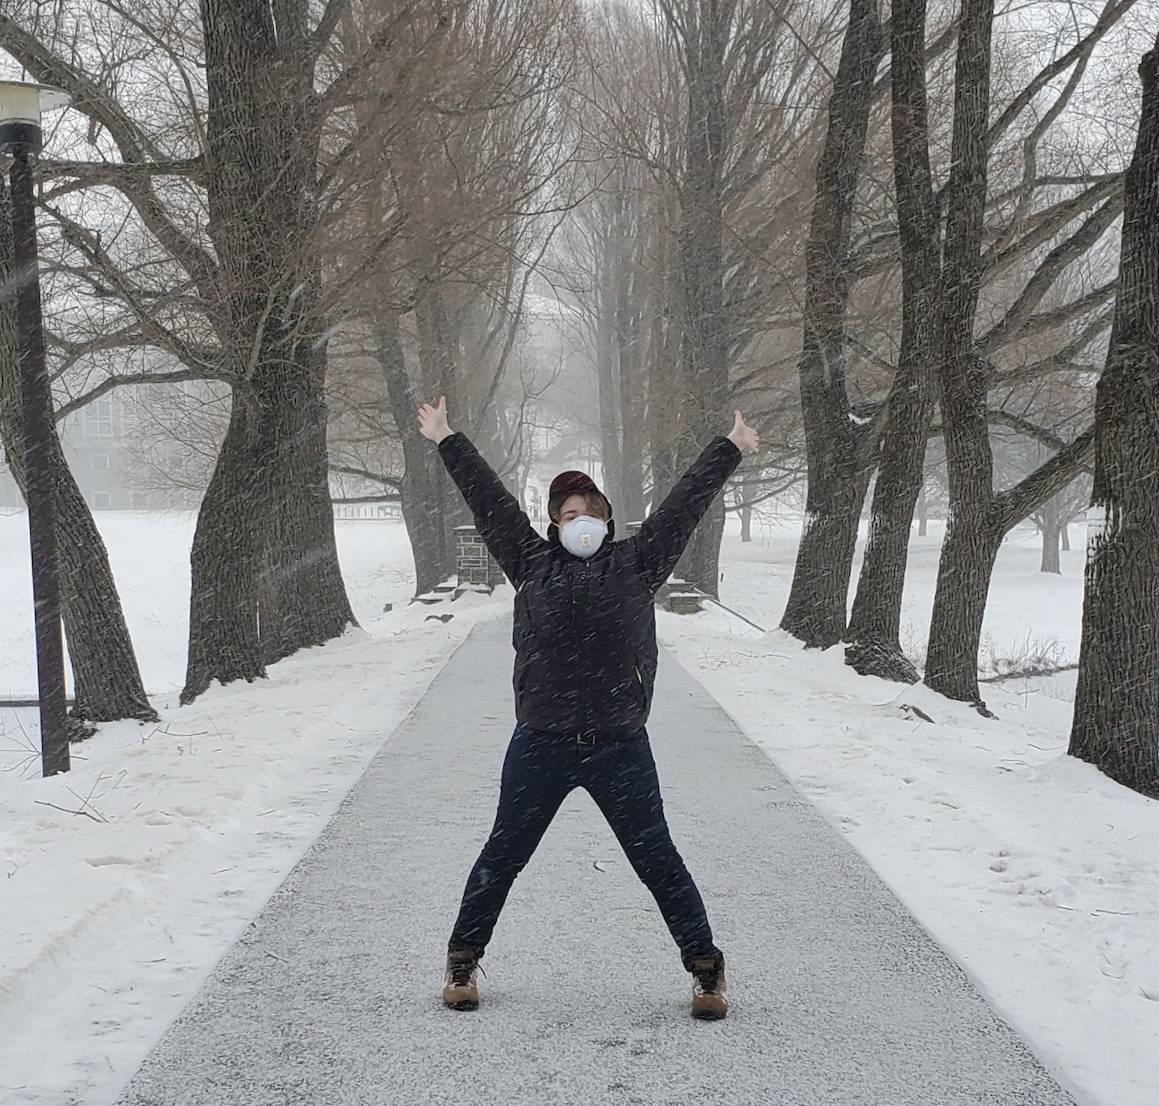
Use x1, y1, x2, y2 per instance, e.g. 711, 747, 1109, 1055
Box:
726, 410, 760, 455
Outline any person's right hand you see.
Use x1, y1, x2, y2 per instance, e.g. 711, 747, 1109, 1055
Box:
418, 396, 453, 443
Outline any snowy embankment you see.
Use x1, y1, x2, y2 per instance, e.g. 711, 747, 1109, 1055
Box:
660, 518, 1159, 1106
0, 514, 508, 1106
1, 510, 1156, 1106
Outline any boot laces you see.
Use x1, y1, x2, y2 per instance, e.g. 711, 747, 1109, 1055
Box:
449, 958, 476, 986
693, 962, 722, 994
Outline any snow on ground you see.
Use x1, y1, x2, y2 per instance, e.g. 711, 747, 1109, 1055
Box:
0, 511, 424, 697
0, 512, 508, 1106
659, 515, 1159, 1106
1, 507, 1155, 1106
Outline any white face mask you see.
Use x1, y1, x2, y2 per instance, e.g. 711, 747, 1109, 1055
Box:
560, 515, 608, 558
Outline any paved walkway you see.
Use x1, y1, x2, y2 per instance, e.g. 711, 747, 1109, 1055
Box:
118, 617, 1077, 1106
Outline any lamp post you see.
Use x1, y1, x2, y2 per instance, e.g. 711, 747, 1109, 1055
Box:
0, 81, 70, 777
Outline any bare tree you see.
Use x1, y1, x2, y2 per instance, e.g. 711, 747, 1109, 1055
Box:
1069, 29, 1159, 796
779, 0, 887, 644
572, 0, 826, 590
0, 2, 366, 703
0, 176, 154, 722
330, 0, 578, 592
920, 0, 1128, 709
843, 0, 939, 681
182, 0, 358, 702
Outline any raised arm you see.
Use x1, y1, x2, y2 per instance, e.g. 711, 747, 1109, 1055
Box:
633, 411, 758, 593
419, 397, 545, 586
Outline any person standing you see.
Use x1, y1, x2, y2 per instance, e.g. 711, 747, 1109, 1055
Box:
417, 397, 759, 1019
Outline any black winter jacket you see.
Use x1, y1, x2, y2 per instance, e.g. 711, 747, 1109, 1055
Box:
438, 433, 742, 736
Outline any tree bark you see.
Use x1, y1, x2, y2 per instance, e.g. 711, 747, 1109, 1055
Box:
1061, 522, 1070, 552
185, 0, 355, 701
0, 179, 153, 722
1040, 518, 1062, 574
781, 0, 886, 646
183, 394, 262, 703
1069, 33, 1159, 796
923, 0, 996, 707
673, 1, 732, 597
595, 243, 623, 510
378, 312, 452, 594
415, 282, 466, 577
616, 245, 646, 524
846, 0, 939, 682
646, 238, 680, 511
253, 338, 354, 665
923, 0, 1098, 708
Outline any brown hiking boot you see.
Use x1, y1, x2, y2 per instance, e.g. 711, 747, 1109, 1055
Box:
689, 955, 728, 1020
442, 949, 480, 1010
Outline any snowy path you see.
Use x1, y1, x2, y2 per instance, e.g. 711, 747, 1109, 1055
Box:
116, 616, 1077, 1106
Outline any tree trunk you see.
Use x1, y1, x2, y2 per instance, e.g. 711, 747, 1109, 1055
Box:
186, 0, 356, 701
846, 0, 939, 683
1069, 34, 1159, 796
740, 479, 753, 543
646, 246, 680, 511
0, 179, 153, 722
1040, 518, 1062, 574
617, 255, 646, 523
415, 285, 465, 577
781, 0, 886, 646
596, 251, 623, 510
924, 0, 1105, 705
673, 2, 732, 597
923, 0, 996, 708
927, 519, 1004, 707
253, 340, 355, 665
0, 408, 156, 722
183, 394, 263, 703
1061, 522, 1070, 551
378, 313, 452, 594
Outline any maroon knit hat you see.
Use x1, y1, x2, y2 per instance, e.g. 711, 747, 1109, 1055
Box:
548, 470, 612, 523
549, 470, 600, 499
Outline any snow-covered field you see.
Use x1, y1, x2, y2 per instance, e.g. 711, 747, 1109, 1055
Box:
0, 513, 510, 1106
662, 516, 1158, 1106
1, 508, 1155, 1106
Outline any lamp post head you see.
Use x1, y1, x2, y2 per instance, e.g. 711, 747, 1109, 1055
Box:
0, 81, 69, 155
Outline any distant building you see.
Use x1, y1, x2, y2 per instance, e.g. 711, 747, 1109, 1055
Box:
0, 391, 160, 511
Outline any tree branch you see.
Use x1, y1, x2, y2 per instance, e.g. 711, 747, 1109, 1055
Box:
987, 0, 1141, 149
988, 409, 1088, 459
982, 176, 1122, 277
43, 203, 225, 381
54, 368, 229, 423
994, 425, 1095, 533
0, 15, 219, 296
329, 464, 402, 489
313, 0, 353, 57
978, 192, 1122, 354
38, 157, 206, 203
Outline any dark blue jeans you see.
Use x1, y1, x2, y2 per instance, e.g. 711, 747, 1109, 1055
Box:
449, 724, 720, 970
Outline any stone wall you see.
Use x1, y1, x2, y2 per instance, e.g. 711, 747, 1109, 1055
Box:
454, 525, 505, 588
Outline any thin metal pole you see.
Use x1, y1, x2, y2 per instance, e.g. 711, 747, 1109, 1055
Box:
10, 146, 68, 776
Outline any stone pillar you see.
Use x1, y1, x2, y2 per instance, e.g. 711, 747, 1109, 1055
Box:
454, 525, 504, 588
